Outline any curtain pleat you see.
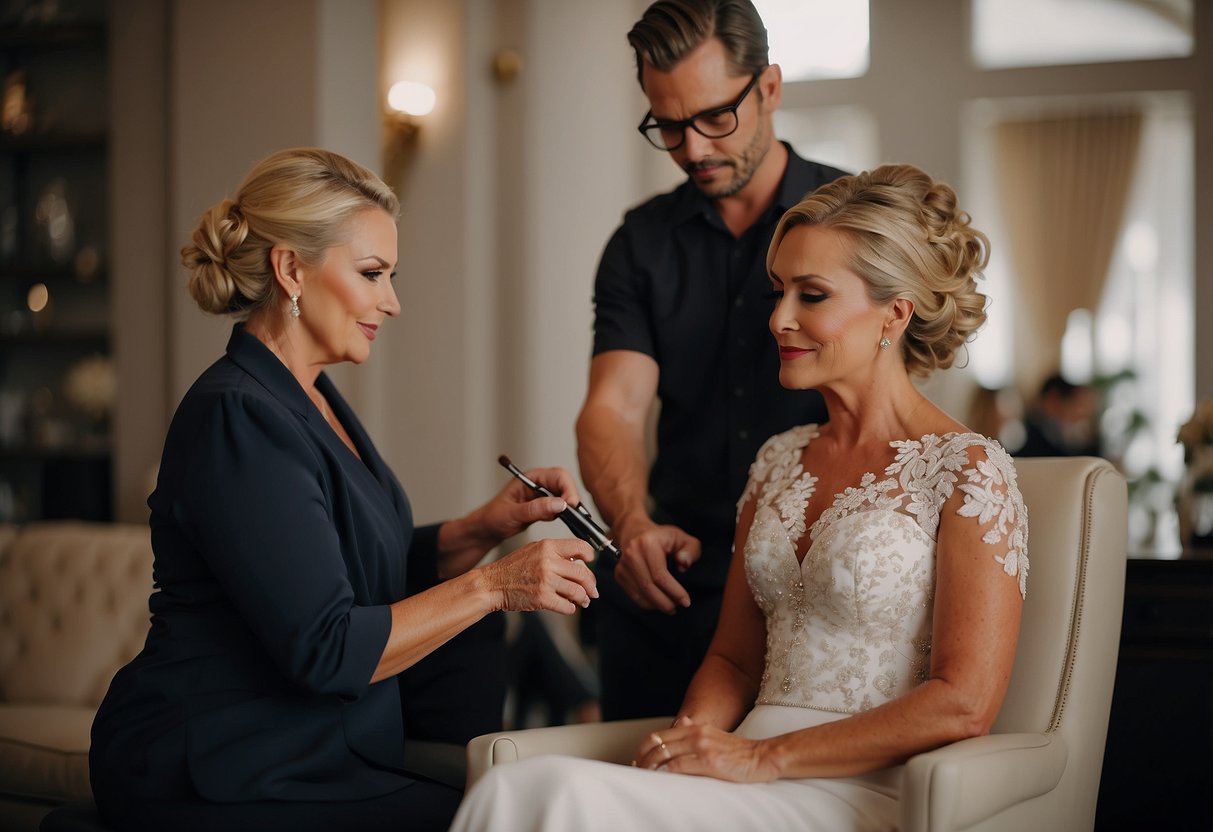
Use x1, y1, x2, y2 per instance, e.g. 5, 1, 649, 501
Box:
994, 109, 1143, 394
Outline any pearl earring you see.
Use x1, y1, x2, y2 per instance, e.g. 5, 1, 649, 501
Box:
290, 294, 301, 319
879, 337, 892, 349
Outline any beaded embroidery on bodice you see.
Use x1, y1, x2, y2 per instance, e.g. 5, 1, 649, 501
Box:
739, 425, 1028, 714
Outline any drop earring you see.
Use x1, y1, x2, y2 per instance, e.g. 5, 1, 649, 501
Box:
290, 294, 301, 319
879, 337, 892, 349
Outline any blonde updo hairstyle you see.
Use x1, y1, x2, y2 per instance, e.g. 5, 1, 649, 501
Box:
766, 163, 989, 377
182, 147, 399, 317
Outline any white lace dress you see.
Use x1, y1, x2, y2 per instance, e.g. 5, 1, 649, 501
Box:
451, 427, 1028, 832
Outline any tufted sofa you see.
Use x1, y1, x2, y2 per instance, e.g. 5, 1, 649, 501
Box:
0, 521, 153, 832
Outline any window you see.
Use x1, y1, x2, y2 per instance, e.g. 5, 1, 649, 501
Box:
775, 105, 878, 175
972, 0, 1193, 69
754, 0, 869, 81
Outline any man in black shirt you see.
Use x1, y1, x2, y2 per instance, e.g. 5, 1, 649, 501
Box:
576, 0, 844, 719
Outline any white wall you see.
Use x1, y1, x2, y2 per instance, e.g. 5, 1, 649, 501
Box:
169, 1, 314, 402
511, 0, 646, 504
377, 0, 645, 524
110, 0, 170, 522
110, 0, 381, 521
376, 0, 486, 523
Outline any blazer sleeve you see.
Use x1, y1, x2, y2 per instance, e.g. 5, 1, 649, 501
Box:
174, 389, 391, 699
407, 523, 442, 591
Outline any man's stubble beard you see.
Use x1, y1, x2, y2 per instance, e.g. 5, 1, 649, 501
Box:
688, 116, 771, 201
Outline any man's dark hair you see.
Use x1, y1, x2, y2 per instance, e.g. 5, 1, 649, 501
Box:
1039, 373, 1084, 401
627, 0, 769, 86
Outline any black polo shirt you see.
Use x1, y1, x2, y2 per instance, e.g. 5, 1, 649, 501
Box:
591, 144, 845, 590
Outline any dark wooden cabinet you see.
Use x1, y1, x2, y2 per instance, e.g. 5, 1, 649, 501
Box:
0, 3, 111, 522
1096, 550, 1213, 830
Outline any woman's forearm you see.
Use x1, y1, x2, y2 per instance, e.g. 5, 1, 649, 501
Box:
759, 677, 999, 779
369, 568, 496, 682
373, 535, 597, 683
677, 653, 759, 730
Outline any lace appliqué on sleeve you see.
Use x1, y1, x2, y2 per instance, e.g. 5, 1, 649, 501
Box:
955, 441, 1029, 599
881, 434, 1028, 599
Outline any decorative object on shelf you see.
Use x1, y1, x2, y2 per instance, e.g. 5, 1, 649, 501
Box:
0, 388, 26, 447
35, 177, 75, 264
10, 0, 68, 25
1176, 398, 1213, 545
74, 243, 99, 281
1, 70, 32, 135
27, 384, 69, 449
62, 352, 113, 419
24, 280, 51, 330
61, 353, 113, 452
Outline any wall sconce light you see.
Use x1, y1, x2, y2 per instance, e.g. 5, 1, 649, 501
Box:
384, 80, 436, 183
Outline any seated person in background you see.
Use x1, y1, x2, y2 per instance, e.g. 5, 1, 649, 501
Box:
1016, 373, 1100, 457
89, 148, 599, 832
451, 164, 1029, 832
966, 383, 1025, 453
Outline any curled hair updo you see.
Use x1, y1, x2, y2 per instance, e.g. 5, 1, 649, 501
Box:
766, 164, 990, 377
182, 147, 399, 317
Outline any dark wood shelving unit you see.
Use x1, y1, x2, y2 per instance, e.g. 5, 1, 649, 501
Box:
0, 5, 111, 523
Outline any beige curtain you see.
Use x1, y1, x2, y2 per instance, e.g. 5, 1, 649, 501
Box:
995, 108, 1143, 395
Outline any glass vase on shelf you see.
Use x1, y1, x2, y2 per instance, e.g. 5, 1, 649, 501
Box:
1176, 400, 1213, 549
1176, 464, 1213, 548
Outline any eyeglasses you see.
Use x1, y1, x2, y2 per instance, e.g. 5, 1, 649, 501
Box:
637, 71, 762, 152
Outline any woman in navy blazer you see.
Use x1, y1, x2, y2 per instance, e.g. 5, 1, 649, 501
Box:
89, 148, 599, 831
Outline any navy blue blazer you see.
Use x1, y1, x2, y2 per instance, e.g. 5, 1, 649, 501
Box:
91, 325, 439, 806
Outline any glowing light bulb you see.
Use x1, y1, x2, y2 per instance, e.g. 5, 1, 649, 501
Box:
388, 81, 436, 117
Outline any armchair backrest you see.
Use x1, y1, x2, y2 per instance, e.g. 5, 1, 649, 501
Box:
0, 521, 153, 707
992, 457, 1127, 815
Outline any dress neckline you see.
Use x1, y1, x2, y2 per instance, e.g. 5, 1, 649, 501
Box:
745, 426, 997, 564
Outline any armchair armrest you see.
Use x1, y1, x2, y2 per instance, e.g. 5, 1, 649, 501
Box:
466, 716, 672, 789
900, 732, 1068, 832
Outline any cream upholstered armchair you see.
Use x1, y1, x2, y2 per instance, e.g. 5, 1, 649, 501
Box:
466, 456, 1128, 832
0, 521, 154, 831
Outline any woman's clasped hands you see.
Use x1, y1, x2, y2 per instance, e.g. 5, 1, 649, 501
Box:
633, 716, 781, 783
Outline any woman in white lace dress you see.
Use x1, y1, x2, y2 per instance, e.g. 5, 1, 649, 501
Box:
451, 163, 1028, 832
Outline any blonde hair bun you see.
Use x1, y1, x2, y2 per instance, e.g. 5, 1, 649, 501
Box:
183, 200, 253, 314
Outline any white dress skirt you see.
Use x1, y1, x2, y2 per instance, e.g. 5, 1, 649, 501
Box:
449, 704, 901, 832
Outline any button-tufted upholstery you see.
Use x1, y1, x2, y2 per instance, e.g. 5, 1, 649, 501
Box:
0, 521, 153, 830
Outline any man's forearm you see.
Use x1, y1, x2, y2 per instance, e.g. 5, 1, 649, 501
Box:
576, 406, 652, 535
